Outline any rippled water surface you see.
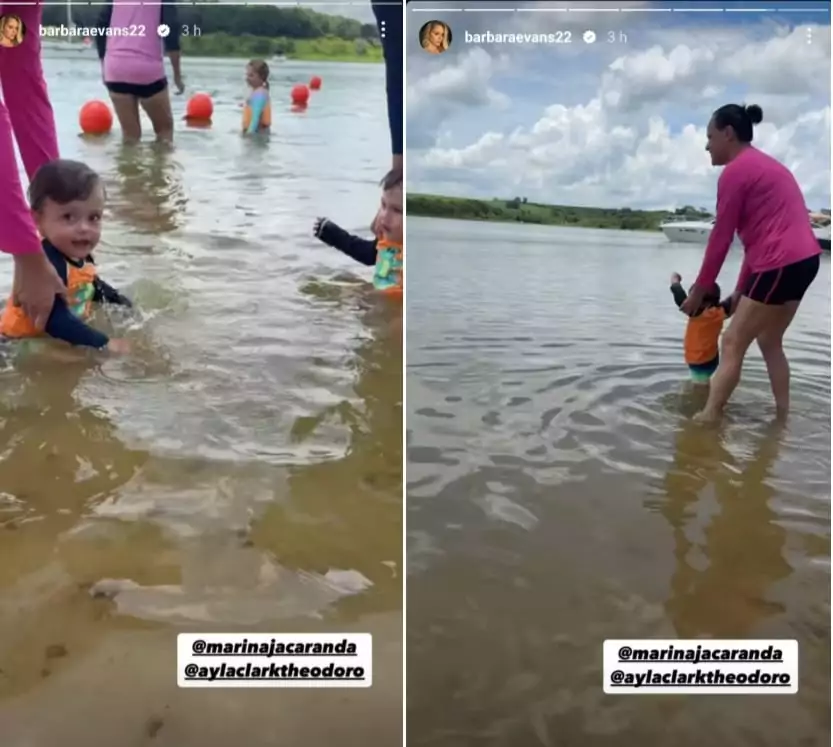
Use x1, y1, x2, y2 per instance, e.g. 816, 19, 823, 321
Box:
407, 217, 830, 746
0, 53, 402, 744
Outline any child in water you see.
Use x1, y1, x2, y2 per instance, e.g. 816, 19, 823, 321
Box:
670, 272, 733, 384
313, 169, 403, 295
243, 59, 271, 135
0, 160, 132, 352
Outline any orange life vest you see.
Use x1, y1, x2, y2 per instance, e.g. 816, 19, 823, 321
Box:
0, 258, 96, 338
242, 92, 271, 132
684, 306, 726, 365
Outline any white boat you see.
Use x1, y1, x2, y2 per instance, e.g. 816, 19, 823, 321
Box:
659, 218, 728, 245
660, 214, 831, 251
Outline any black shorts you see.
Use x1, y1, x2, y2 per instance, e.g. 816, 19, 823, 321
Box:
743, 253, 821, 305
105, 78, 167, 99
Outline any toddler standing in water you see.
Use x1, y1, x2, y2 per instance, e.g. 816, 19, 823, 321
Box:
0, 160, 132, 352
313, 170, 403, 296
670, 272, 733, 384
243, 59, 271, 135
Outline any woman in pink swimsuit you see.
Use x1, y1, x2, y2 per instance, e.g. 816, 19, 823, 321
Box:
681, 103, 821, 422
0, 3, 66, 328
95, 0, 184, 142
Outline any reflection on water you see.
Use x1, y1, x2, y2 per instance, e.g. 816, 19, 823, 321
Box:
107, 144, 188, 234
656, 420, 791, 638
0, 54, 401, 744
407, 217, 830, 746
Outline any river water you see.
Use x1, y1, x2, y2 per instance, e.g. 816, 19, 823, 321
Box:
406, 217, 830, 746
0, 53, 402, 744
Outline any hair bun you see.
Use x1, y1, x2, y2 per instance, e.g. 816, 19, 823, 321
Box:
745, 104, 763, 125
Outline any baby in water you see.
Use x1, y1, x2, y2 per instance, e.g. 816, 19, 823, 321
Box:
670, 271, 734, 385
0, 159, 132, 352
313, 169, 403, 296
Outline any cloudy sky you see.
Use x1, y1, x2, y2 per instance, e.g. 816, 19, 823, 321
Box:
317, 0, 378, 23
405, 1, 831, 211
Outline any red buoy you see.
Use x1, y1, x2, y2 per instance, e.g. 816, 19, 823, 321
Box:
185, 93, 213, 121
309, 76, 322, 91
79, 100, 112, 135
291, 84, 310, 106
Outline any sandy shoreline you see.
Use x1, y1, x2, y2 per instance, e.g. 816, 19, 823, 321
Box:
0, 612, 402, 746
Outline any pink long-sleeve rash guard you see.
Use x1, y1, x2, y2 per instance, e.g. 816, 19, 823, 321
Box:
696, 146, 821, 293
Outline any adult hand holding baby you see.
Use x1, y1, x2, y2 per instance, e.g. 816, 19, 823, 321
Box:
13, 252, 66, 330
680, 284, 705, 316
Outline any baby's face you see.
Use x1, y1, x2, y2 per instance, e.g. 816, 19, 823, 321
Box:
35, 188, 105, 260
378, 185, 403, 244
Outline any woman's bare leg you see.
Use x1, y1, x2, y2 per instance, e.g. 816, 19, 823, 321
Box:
756, 301, 800, 421
139, 88, 174, 142
109, 92, 142, 142
697, 296, 781, 422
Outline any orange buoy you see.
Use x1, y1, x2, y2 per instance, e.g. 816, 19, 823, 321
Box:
291, 84, 310, 106
185, 92, 213, 121
79, 100, 112, 135
309, 76, 322, 91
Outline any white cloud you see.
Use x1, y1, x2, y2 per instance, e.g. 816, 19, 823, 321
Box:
406, 6, 831, 210
601, 45, 719, 112
407, 48, 511, 148
727, 25, 831, 97
409, 47, 510, 111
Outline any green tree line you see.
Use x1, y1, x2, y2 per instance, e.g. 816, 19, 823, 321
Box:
177, 33, 381, 62
407, 194, 713, 232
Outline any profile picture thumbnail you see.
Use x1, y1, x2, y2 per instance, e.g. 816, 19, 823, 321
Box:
420, 20, 451, 54
0, 13, 25, 48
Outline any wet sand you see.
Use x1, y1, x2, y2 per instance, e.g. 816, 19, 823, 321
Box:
0, 612, 401, 746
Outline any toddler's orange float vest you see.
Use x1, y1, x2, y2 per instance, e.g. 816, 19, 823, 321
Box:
684, 306, 726, 365
373, 239, 402, 296
0, 259, 96, 338
242, 95, 271, 132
